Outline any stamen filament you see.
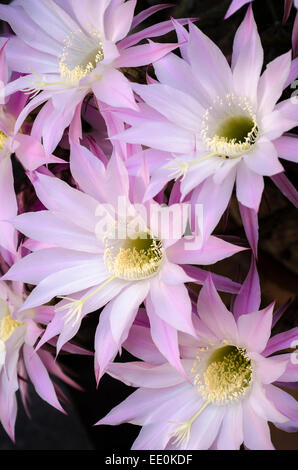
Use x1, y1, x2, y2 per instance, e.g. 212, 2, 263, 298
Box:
169, 400, 211, 448
56, 276, 116, 327
169, 152, 218, 181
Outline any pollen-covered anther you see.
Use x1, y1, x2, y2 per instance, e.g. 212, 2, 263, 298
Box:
201, 94, 259, 159
194, 345, 252, 405
0, 131, 7, 152
104, 232, 164, 281
0, 315, 24, 342
59, 28, 104, 83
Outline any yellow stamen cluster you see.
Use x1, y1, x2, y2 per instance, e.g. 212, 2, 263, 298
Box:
104, 233, 163, 281
59, 29, 104, 83
169, 343, 252, 447
193, 344, 252, 405
201, 94, 258, 159
0, 315, 24, 342
0, 131, 7, 152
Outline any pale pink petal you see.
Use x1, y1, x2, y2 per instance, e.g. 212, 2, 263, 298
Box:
160, 262, 194, 285
249, 382, 288, 423
225, 0, 253, 19
238, 202, 259, 258
149, 277, 195, 337
171, 17, 190, 62
94, 302, 126, 384
20, 262, 109, 310
23, 344, 64, 413
183, 265, 241, 294
92, 68, 138, 110
131, 3, 173, 29
244, 140, 284, 176
0, 370, 18, 441
12, 211, 100, 253
153, 52, 208, 106
0, 150, 17, 253
37, 349, 81, 391
276, 353, 298, 383
20, 0, 79, 43
233, 257, 260, 319
242, 401, 274, 450
237, 304, 274, 353
271, 172, 298, 208
13, 134, 63, 170
233, 6, 263, 105
258, 51, 292, 116
197, 274, 239, 341
166, 235, 245, 265
188, 23, 233, 101
265, 384, 298, 431
119, 17, 194, 50
273, 135, 298, 163
186, 405, 225, 450
236, 159, 264, 211
0, 4, 61, 55
5, 36, 57, 74
70, 0, 111, 33
105, 0, 136, 42
114, 41, 179, 68
104, 152, 129, 208
216, 404, 243, 450
29, 171, 99, 232
191, 168, 236, 243
107, 361, 186, 388
180, 158, 222, 200
2, 248, 100, 284
109, 281, 150, 345
250, 353, 288, 384
263, 327, 298, 357
42, 89, 87, 155
132, 83, 204, 133
97, 383, 192, 426
123, 323, 165, 365
70, 141, 106, 202
284, 56, 298, 89
116, 120, 195, 154
262, 105, 297, 140
146, 294, 185, 376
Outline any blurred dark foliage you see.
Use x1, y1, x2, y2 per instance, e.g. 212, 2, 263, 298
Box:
0, 0, 297, 451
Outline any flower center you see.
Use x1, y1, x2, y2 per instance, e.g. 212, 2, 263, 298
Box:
193, 344, 252, 405
201, 94, 258, 158
104, 231, 163, 281
59, 29, 104, 83
0, 314, 24, 342
0, 131, 8, 152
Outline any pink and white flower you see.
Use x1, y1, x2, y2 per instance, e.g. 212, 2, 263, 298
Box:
0, 0, 190, 155
115, 8, 298, 255
2, 142, 245, 382
97, 270, 298, 450
0, 273, 82, 441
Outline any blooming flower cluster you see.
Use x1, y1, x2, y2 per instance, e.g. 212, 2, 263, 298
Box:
0, 0, 296, 450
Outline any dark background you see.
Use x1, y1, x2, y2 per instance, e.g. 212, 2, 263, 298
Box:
0, 0, 297, 451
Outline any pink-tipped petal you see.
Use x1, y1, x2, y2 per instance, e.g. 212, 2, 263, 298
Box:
237, 304, 274, 353
233, 257, 260, 319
